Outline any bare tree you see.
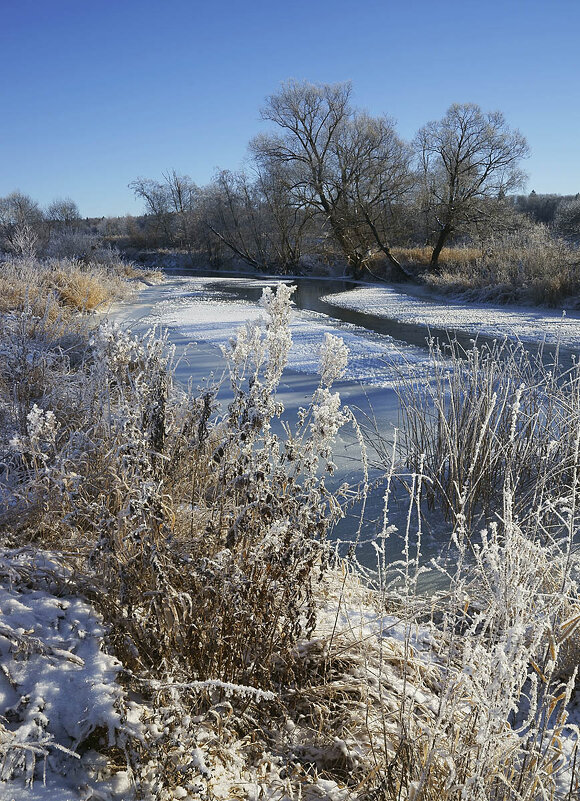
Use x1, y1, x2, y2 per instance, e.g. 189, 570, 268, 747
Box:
330, 112, 414, 277
162, 170, 198, 250
251, 80, 413, 278
47, 197, 81, 227
129, 177, 173, 244
0, 191, 45, 254
416, 103, 529, 270
253, 161, 314, 271
203, 170, 268, 270
130, 172, 197, 251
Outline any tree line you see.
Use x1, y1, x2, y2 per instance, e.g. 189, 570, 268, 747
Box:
127, 82, 579, 278
2, 81, 578, 279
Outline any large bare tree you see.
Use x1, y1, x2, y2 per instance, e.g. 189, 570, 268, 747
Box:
416, 103, 529, 270
251, 80, 413, 278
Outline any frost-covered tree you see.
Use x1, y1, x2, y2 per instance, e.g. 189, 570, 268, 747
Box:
0, 191, 45, 254
202, 170, 267, 269
129, 177, 173, 243
416, 103, 529, 270
46, 197, 81, 227
252, 80, 413, 278
554, 195, 580, 240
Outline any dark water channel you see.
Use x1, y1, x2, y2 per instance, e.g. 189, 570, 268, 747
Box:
173, 270, 492, 354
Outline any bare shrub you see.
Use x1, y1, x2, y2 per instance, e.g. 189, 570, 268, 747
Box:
1, 285, 349, 695
0, 281, 358, 796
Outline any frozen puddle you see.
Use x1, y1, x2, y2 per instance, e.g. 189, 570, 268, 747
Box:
139, 278, 433, 388
322, 286, 580, 349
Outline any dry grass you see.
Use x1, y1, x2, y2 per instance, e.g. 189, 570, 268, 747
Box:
49, 265, 121, 309
0, 255, 154, 316
389, 336, 580, 535
1, 284, 348, 687
0, 284, 357, 795
417, 229, 580, 306
392, 245, 482, 268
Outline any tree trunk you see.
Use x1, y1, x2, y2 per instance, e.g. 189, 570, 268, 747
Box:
379, 245, 415, 282
430, 223, 452, 271
360, 207, 416, 282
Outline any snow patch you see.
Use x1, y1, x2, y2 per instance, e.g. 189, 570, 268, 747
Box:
323, 286, 580, 348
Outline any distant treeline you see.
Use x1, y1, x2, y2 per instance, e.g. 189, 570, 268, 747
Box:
512, 191, 580, 230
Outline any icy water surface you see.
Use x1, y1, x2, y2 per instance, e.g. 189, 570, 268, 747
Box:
111, 272, 580, 584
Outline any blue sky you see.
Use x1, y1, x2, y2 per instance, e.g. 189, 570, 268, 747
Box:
2, 0, 579, 217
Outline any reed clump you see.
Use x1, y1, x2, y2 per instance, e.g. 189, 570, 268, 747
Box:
0, 254, 153, 316
392, 336, 580, 537
352, 331, 580, 799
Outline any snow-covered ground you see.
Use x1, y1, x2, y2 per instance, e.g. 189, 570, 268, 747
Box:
322, 285, 580, 348
0, 550, 140, 800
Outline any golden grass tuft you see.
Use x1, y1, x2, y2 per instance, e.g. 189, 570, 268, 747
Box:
0, 255, 142, 316
393, 245, 482, 268
50, 268, 116, 310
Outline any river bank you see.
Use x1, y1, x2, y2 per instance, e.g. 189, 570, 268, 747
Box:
3, 267, 580, 799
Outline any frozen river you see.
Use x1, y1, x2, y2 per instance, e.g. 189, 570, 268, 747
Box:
112, 271, 580, 578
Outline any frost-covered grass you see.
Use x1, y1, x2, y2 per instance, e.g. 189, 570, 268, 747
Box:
2, 280, 580, 799
0, 283, 362, 797
361, 335, 580, 798
392, 336, 580, 533
0, 549, 141, 799
389, 231, 580, 307
0, 253, 159, 317
417, 229, 580, 307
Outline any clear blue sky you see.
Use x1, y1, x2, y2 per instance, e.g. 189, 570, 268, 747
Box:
2, 0, 579, 217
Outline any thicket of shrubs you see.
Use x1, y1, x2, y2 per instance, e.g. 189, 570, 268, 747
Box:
2, 266, 580, 797
420, 226, 580, 306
